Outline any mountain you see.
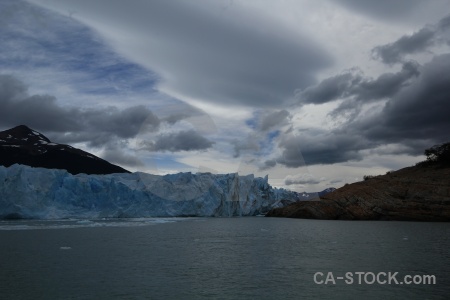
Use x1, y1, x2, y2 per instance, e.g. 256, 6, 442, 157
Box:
0, 125, 129, 175
266, 162, 450, 221
318, 187, 336, 197
0, 164, 301, 219
282, 188, 335, 203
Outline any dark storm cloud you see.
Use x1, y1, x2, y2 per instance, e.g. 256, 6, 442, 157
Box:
0, 75, 81, 131
143, 130, 214, 152
277, 53, 450, 167
372, 15, 450, 64
359, 53, 450, 145
297, 61, 419, 105
0, 74, 160, 146
328, 62, 420, 118
27, 0, 333, 107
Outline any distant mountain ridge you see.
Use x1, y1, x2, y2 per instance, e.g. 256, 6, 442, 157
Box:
0, 125, 129, 175
291, 188, 336, 201
318, 187, 336, 197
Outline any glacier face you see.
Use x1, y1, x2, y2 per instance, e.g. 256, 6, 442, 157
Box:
0, 164, 301, 219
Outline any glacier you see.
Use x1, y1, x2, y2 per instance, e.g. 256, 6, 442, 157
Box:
0, 164, 302, 219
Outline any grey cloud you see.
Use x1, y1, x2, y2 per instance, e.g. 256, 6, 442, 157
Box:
232, 138, 259, 158
0, 74, 159, 147
333, 0, 431, 21
372, 28, 435, 64
29, 0, 332, 107
260, 159, 277, 170
329, 179, 343, 184
0, 75, 81, 132
355, 61, 420, 99
83, 106, 160, 139
284, 174, 323, 186
144, 130, 214, 152
101, 149, 145, 168
372, 15, 450, 64
51, 132, 114, 148
297, 72, 362, 105
277, 130, 366, 167
233, 110, 291, 159
327, 98, 362, 121
438, 14, 450, 33
162, 113, 190, 125
160, 104, 209, 125
329, 62, 420, 118
298, 61, 419, 106
260, 110, 290, 131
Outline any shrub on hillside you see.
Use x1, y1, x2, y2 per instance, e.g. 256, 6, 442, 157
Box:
417, 142, 450, 167
363, 175, 375, 181
425, 142, 450, 165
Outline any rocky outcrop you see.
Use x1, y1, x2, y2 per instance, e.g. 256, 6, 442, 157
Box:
266, 164, 450, 221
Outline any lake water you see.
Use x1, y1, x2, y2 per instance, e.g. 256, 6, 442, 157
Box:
1, 217, 449, 299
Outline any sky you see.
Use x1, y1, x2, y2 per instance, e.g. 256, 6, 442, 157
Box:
1, 0, 449, 192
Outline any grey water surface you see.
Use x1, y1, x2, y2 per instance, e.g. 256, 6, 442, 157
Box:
1, 217, 449, 299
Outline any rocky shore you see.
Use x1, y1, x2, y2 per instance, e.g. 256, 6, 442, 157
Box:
266, 163, 450, 221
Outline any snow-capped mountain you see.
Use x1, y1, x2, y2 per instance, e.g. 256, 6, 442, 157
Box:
0, 125, 129, 175
0, 164, 302, 219
283, 188, 336, 203
318, 187, 337, 197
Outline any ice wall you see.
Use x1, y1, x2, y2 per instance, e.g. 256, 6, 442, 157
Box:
0, 164, 300, 219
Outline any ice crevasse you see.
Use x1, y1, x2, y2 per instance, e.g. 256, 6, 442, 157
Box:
0, 164, 301, 219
